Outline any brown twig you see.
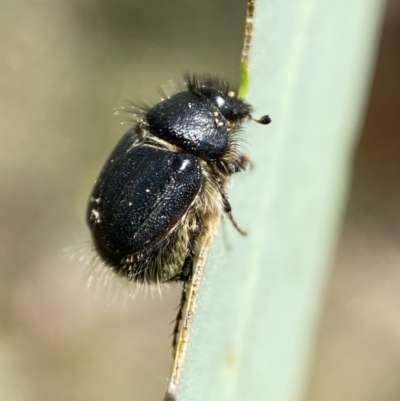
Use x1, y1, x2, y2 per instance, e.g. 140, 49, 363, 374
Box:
242, 0, 257, 65
163, 250, 209, 400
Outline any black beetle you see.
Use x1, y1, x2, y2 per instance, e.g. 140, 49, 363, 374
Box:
87, 74, 270, 285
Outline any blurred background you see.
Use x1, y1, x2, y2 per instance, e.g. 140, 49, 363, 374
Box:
0, 1, 399, 400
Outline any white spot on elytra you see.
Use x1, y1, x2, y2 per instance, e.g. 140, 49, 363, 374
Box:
91, 209, 101, 223
180, 160, 190, 171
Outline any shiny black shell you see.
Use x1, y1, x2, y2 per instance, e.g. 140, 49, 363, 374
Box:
88, 128, 202, 267
146, 91, 229, 160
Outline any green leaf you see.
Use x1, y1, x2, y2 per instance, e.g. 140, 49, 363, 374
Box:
174, 1, 385, 400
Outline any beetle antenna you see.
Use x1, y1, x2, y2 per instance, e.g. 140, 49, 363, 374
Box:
253, 115, 271, 125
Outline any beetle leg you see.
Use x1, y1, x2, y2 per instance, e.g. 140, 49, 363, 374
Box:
171, 224, 201, 353
216, 180, 247, 236
172, 282, 188, 354
179, 231, 198, 281
233, 153, 252, 173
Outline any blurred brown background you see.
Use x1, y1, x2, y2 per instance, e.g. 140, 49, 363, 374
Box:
0, 1, 399, 400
